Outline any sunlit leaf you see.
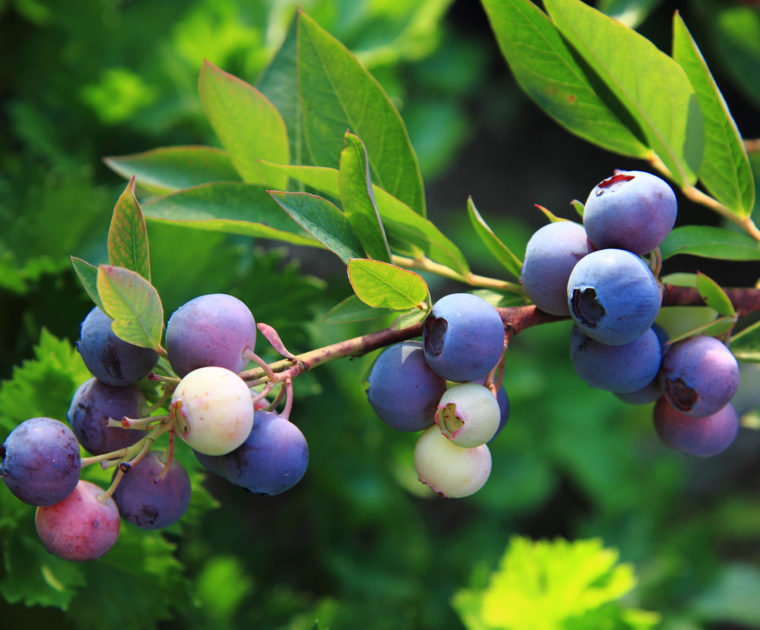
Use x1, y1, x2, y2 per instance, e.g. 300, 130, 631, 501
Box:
467, 196, 522, 279
96, 265, 163, 351
268, 191, 363, 263
660, 225, 760, 261
198, 60, 288, 188
340, 132, 391, 262
672, 13, 755, 216
543, 0, 703, 187
348, 259, 429, 310
482, 0, 650, 159
696, 271, 736, 317
298, 11, 426, 216
103, 146, 241, 195
107, 177, 150, 281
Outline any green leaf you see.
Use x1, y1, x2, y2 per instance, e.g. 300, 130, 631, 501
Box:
107, 177, 151, 281
467, 196, 522, 279
96, 265, 164, 351
70, 256, 105, 312
348, 259, 429, 310
534, 204, 565, 223
142, 183, 317, 248
297, 12, 426, 216
103, 146, 241, 195
667, 316, 737, 345
257, 16, 307, 174
542, 0, 703, 187
731, 320, 760, 363
672, 13, 755, 216
198, 60, 288, 188
571, 199, 584, 218
660, 225, 760, 260
0, 329, 91, 434
481, 0, 650, 159
696, 272, 736, 317
268, 191, 363, 264
260, 162, 470, 274
452, 536, 658, 629
324, 295, 394, 324
340, 132, 391, 262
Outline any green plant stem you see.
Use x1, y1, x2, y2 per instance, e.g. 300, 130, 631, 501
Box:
391, 254, 523, 293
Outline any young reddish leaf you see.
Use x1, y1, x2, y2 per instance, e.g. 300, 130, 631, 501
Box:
467, 196, 522, 280
70, 256, 105, 312
199, 61, 289, 188
348, 259, 429, 310
108, 177, 151, 281
96, 265, 164, 352
103, 146, 241, 195
340, 132, 391, 263
696, 272, 736, 318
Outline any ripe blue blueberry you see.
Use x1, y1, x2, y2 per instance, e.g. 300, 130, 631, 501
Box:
366, 341, 447, 432
77, 307, 159, 386
567, 249, 661, 346
570, 326, 662, 393
196, 411, 308, 496
1, 417, 81, 506
166, 293, 257, 377
67, 377, 146, 455
423, 293, 505, 382
113, 451, 191, 530
520, 221, 591, 315
660, 335, 739, 417
614, 322, 669, 404
653, 397, 739, 457
584, 170, 677, 255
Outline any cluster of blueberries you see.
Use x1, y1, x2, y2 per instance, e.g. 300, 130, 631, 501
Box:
521, 170, 740, 457
367, 293, 510, 498
0, 294, 308, 561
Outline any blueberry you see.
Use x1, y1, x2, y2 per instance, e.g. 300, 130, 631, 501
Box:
614, 322, 669, 404
423, 293, 505, 382
166, 293, 256, 377
473, 375, 510, 441
113, 451, 191, 529
584, 170, 677, 255
567, 249, 661, 346
520, 221, 591, 315
366, 341, 447, 432
653, 398, 739, 457
67, 377, 146, 455
196, 411, 308, 496
77, 306, 159, 386
1, 417, 81, 506
570, 326, 662, 393
660, 335, 739, 417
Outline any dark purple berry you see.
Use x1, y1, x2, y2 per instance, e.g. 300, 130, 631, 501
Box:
67, 377, 146, 455
165, 293, 256, 377
112, 451, 191, 530
77, 307, 159, 386
1, 417, 81, 506
653, 397, 739, 457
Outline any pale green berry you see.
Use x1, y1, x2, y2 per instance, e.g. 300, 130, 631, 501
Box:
171, 366, 254, 456
413, 426, 491, 498
435, 383, 500, 447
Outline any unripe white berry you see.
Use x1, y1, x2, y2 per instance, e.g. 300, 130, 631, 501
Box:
413, 426, 491, 498
435, 383, 500, 447
171, 366, 254, 456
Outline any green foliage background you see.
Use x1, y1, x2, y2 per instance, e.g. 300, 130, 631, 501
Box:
1, 0, 760, 628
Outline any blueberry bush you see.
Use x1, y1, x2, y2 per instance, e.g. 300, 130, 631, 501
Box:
2, 0, 760, 628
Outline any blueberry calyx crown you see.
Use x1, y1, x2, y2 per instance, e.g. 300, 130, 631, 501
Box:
664, 377, 699, 412
423, 316, 447, 357
570, 288, 605, 328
